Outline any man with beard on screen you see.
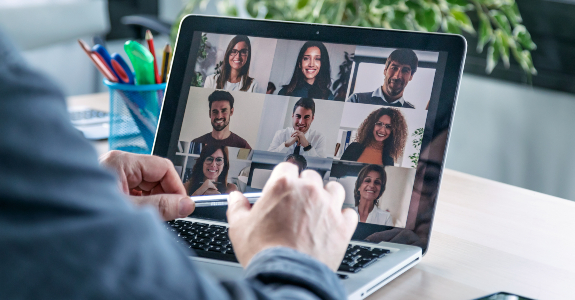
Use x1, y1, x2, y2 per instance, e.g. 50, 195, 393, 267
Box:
192, 90, 252, 149
346, 49, 418, 109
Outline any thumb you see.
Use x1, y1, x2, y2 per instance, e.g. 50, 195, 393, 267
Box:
131, 194, 195, 221
226, 191, 251, 225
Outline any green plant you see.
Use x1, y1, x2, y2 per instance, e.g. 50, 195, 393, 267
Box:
409, 127, 424, 168
174, 0, 537, 80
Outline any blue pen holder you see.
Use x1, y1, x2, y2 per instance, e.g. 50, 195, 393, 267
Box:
104, 80, 167, 154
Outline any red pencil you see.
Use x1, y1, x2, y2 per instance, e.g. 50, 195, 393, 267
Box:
145, 30, 161, 84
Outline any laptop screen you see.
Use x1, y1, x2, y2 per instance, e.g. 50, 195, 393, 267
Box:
166, 31, 447, 232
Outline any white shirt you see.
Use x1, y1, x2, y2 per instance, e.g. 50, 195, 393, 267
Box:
267, 127, 326, 158
371, 86, 406, 106
203, 74, 259, 93
353, 206, 393, 226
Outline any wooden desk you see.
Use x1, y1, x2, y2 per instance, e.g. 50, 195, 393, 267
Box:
67, 93, 575, 300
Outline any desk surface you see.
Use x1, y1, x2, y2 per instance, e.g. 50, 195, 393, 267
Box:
68, 93, 575, 300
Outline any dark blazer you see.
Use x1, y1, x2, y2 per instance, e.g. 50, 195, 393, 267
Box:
340, 142, 394, 166
347, 92, 415, 108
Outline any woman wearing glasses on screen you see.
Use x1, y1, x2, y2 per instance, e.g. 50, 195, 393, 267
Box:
341, 107, 407, 166
184, 145, 238, 196
278, 41, 334, 100
203, 35, 258, 92
354, 164, 393, 226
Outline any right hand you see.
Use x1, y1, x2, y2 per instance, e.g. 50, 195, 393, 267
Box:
193, 179, 220, 196
284, 134, 299, 148
226, 162, 358, 271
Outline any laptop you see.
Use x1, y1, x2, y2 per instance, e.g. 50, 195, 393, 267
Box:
153, 15, 466, 299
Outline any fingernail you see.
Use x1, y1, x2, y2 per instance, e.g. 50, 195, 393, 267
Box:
178, 197, 193, 216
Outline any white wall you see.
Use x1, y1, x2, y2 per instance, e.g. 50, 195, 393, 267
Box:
352, 64, 435, 110
196, 33, 277, 93
337, 166, 416, 227
447, 74, 575, 201
255, 95, 289, 150
179, 87, 265, 147
268, 39, 356, 94
339, 103, 428, 168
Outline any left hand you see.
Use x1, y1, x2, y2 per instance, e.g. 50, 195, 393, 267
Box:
292, 131, 309, 148
99, 150, 195, 220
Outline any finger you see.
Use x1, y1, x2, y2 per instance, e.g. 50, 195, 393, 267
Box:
122, 154, 185, 196
264, 162, 299, 191
299, 169, 324, 189
226, 191, 251, 225
341, 208, 359, 238
130, 194, 195, 221
324, 181, 346, 208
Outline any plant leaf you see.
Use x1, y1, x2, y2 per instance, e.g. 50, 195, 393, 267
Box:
490, 10, 512, 35
415, 6, 439, 32
445, 17, 461, 34
486, 42, 499, 74
495, 29, 510, 68
513, 25, 537, 50
477, 15, 493, 53
451, 9, 475, 34
446, 0, 468, 6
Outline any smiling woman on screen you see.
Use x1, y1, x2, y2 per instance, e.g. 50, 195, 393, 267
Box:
341, 107, 407, 166
184, 145, 238, 196
203, 35, 258, 92
278, 41, 334, 100
353, 164, 393, 226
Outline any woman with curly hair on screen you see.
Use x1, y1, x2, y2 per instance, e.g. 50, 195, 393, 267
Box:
341, 107, 407, 166
278, 41, 334, 100
184, 145, 238, 196
353, 164, 393, 226
203, 35, 258, 92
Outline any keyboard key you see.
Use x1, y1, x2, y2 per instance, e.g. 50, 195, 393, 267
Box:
372, 248, 391, 254
337, 274, 349, 280
338, 264, 362, 273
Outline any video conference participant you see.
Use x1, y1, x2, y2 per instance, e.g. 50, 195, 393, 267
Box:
184, 145, 238, 196
354, 164, 393, 226
278, 41, 334, 100
268, 98, 326, 157
192, 90, 252, 149
203, 35, 259, 92
285, 154, 307, 174
341, 107, 407, 166
346, 49, 418, 108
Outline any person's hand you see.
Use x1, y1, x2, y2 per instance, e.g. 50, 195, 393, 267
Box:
284, 134, 299, 147
99, 150, 194, 220
226, 162, 358, 271
292, 131, 310, 148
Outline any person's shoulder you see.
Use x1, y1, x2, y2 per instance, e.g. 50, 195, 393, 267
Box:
347, 92, 372, 103
346, 142, 362, 150
203, 74, 217, 88
192, 133, 212, 142
278, 86, 288, 95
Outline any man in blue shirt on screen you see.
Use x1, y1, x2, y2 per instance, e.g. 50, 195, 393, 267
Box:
347, 48, 418, 109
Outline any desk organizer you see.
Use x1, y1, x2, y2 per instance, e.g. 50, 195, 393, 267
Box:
104, 80, 166, 154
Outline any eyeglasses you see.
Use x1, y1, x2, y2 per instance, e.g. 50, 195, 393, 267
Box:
230, 49, 249, 57
205, 156, 224, 166
374, 121, 392, 130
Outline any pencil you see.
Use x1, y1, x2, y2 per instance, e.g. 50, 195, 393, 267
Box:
161, 43, 172, 83
145, 30, 161, 84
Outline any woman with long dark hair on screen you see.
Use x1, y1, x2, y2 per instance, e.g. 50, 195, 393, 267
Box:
341, 107, 407, 166
184, 145, 238, 196
278, 41, 334, 100
353, 164, 393, 226
203, 35, 258, 92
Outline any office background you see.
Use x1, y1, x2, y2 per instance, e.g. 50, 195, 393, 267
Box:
3, 0, 575, 202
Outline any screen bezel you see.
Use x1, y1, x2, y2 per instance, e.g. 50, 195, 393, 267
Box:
153, 15, 467, 255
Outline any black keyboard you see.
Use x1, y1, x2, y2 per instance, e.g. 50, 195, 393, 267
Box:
166, 220, 391, 278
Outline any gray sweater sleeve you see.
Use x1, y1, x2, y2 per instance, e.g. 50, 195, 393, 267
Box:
0, 28, 346, 300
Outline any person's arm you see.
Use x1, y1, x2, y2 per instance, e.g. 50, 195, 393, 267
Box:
303, 134, 326, 157
0, 28, 355, 300
267, 129, 289, 153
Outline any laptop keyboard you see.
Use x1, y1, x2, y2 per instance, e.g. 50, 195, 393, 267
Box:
166, 220, 391, 278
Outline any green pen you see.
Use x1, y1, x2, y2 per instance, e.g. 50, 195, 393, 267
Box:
124, 41, 155, 85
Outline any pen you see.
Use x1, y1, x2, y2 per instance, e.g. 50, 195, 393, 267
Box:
192, 193, 261, 207
145, 30, 161, 84
78, 39, 118, 82
160, 43, 172, 83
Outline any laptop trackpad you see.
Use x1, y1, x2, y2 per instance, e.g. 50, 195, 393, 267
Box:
192, 258, 244, 280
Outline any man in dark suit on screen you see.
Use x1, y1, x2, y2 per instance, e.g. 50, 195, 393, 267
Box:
347, 48, 418, 109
